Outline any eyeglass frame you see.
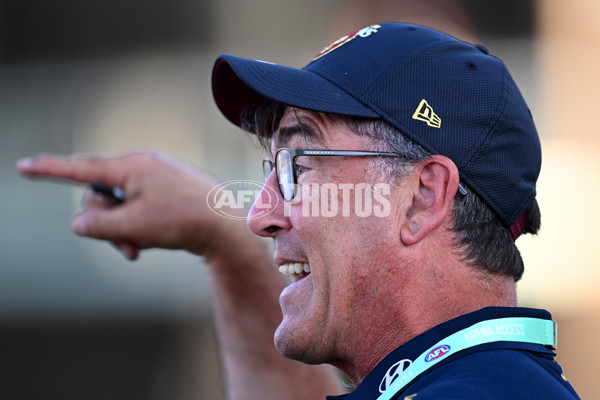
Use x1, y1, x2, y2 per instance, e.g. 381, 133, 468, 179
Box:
262, 147, 410, 202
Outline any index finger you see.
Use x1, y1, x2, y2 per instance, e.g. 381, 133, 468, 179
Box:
16, 154, 128, 188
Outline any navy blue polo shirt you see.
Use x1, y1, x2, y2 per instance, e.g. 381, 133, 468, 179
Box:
327, 307, 580, 400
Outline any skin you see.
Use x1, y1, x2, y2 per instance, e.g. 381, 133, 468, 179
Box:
16, 107, 518, 397
248, 108, 518, 384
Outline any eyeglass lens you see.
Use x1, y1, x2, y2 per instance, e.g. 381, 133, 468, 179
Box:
276, 149, 296, 201
262, 151, 297, 201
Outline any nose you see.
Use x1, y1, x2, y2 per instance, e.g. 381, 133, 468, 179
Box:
247, 170, 292, 237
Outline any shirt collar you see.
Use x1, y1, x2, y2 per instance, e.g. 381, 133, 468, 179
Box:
327, 307, 553, 400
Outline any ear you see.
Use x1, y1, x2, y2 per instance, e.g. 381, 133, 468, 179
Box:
400, 155, 460, 246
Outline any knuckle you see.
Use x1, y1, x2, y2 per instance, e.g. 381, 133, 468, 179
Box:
126, 151, 163, 168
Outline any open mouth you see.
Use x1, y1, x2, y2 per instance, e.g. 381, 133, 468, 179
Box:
278, 262, 311, 281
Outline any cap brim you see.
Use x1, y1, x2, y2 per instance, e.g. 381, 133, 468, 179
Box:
211, 54, 379, 129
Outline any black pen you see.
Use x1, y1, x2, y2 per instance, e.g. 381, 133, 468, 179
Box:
91, 182, 126, 204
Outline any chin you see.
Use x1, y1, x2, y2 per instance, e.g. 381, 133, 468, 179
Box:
274, 320, 322, 365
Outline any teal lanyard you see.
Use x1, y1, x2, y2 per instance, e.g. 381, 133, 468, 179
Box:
376, 317, 557, 400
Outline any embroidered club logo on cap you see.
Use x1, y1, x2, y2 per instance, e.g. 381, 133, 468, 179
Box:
313, 24, 381, 61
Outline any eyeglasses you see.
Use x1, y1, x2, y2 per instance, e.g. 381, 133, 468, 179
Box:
262, 148, 404, 202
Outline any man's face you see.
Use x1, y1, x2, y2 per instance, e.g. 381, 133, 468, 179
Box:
247, 108, 407, 366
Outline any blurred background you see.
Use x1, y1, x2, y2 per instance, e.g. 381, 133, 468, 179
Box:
0, 0, 598, 398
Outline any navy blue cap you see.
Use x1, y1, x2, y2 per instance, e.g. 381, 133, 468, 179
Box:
211, 23, 541, 230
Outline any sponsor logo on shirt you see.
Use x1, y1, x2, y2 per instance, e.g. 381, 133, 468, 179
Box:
379, 359, 413, 393
424, 345, 451, 362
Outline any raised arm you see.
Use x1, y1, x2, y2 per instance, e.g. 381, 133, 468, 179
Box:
17, 151, 344, 400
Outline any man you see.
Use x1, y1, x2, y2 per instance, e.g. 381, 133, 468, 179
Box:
19, 23, 580, 399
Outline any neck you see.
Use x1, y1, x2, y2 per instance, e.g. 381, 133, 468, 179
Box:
329, 253, 518, 386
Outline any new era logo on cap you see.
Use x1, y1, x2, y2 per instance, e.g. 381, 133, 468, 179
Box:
412, 99, 441, 128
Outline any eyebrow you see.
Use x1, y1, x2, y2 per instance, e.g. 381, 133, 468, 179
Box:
275, 122, 323, 148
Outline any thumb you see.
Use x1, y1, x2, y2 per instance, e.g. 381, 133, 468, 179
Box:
72, 207, 134, 243
72, 209, 141, 260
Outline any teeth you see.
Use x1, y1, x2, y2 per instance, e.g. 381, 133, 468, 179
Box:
293, 263, 303, 274
278, 262, 311, 276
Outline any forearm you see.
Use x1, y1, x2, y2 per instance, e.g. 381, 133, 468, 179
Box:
205, 221, 344, 400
